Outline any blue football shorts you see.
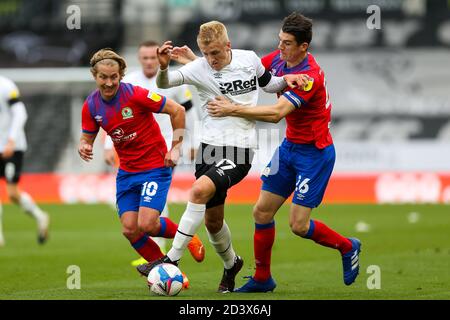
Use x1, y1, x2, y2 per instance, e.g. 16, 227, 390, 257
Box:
261, 139, 335, 208
116, 166, 172, 217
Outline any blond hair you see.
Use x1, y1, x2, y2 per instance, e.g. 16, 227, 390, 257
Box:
197, 21, 229, 46
89, 48, 127, 77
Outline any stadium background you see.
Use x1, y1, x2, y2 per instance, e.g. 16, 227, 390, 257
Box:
0, 0, 449, 301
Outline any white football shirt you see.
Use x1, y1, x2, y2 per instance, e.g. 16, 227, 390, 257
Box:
0, 75, 27, 152
170, 49, 270, 149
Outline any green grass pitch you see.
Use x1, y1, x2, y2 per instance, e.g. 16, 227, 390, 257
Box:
0, 203, 449, 300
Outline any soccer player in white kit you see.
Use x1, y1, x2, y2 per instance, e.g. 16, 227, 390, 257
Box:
103, 41, 204, 267
136, 21, 305, 292
0, 75, 50, 246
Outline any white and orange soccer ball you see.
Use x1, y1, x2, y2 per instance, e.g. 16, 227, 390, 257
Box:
147, 263, 184, 296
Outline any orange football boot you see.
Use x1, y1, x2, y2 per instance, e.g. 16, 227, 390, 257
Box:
182, 272, 190, 289
187, 234, 205, 262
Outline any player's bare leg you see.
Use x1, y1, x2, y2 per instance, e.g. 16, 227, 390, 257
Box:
235, 190, 284, 293
7, 183, 49, 244
137, 206, 164, 237
288, 203, 312, 237
121, 211, 140, 241
152, 203, 169, 251
121, 210, 165, 266
289, 203, 361, 285
131, 203, 170, 267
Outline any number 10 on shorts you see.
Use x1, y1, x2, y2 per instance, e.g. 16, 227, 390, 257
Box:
142, 181, 158, 197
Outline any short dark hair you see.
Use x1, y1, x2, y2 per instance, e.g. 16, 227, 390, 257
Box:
138, 40, 160, 48
282, 12, 313, 45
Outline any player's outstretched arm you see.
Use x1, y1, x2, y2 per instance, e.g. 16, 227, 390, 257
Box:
284, 74, 310, 89
156, 41, 174, 88
78, 132, 96, 162
160, 98, 186, 167
207, 96, 295, 123
156, 67, 185, 89
157, 40, 173, 69
156, 42, 184, 89
260, 73, 309, 94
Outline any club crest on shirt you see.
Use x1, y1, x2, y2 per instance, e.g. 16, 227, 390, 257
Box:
121, 107, 133, 120
147, 91, 162, 102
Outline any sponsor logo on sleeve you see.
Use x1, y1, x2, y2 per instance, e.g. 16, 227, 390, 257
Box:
303, 75, 314, 92
184, 88, 192, 100
148, 91, 162, 102
9, 90, 19, 99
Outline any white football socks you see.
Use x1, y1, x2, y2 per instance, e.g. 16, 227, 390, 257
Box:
207, 220, 236, 270
20, 192, 47, 223
167, 201, 205, 262
151, 203, 169, 251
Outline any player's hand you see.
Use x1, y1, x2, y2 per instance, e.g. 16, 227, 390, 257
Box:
1, 139, 15, 159
157, 41, 173, 70
171, 46, 198, 65
78, 140, 94, 162
164, 146, 180, 167
284, 74, 310, 89
207, 96, 235, 117
104, 149, 116, 166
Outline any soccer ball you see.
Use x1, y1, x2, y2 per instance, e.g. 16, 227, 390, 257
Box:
147, 263, 184, 296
